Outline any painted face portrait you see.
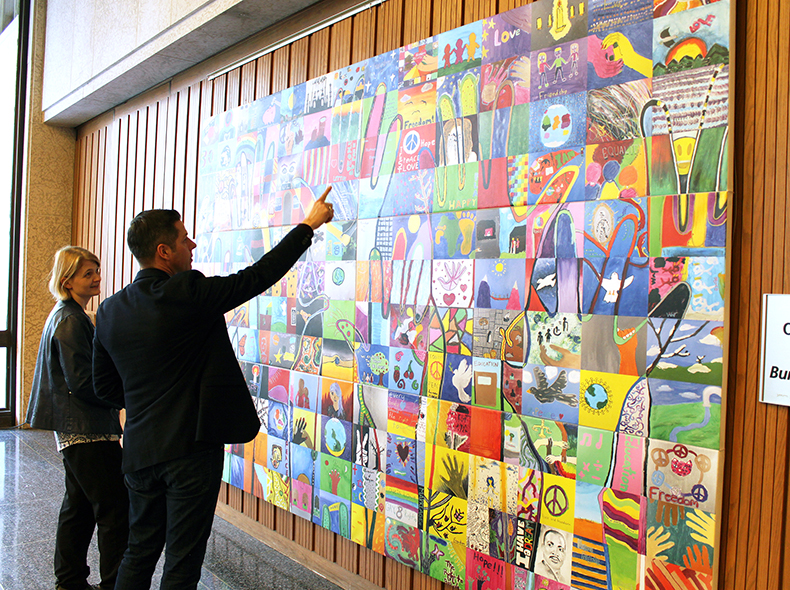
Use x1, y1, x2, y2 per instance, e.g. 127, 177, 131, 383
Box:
544, 530, 566, 569
271, 445, 283, 469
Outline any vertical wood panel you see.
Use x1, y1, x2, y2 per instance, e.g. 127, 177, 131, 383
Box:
771, 2, 790, 588
499, 0, 533, 12
183, 83, 202, 235
227, 485, 243, 512
358, 546, 384, 587
73, 136, 88, 247
226, 68, 242, 109
143, 104, 158, 212
274, 506, 295, 541
290, 37, 310, 85
92, 129, 106, 296
78, 133, 91, 249
293, 514, 314, 550
756, 3, 780, 590
242, 490, 257, 521
100, 119, 119, 298
412, 572, 442, 590
130, 109, 147, 283
384, 560, 413, 590
309, 28, 330, 79
255, 54, 272, 99
111, 115, 128, 293
201, 75, 213, 124
87, 130, 100, 259
271, 47, 290, 93
403, 0, 431, 45
212, 74, 227, 117
71, 136, 82, 245
258, 498, 276, 529
781, 7, 790, 585
376, 0, 403, 54
240, 61, 257, 105
433, 0, 461, 37
722, 0, 752, 584
329, 18, 353, 73
470, 0, 498, 23
171, 89, 187, 213
352, 8, 376, 64
153, 99, 168, 209
778, 2, 790, 294
122, 112, 138, 286
335, 536, 358, 574
314, 525, 335, 562
162, 90, 179, 210
739, 0, 765, 585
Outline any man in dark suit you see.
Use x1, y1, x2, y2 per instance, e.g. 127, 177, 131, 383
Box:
93, 190, 333, 589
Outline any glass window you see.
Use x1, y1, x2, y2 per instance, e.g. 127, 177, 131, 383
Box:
0, 8, 24, 425
0, 353, 6, 411
0, 19, 17, 333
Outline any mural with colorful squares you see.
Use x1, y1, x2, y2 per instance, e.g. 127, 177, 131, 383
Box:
196, 0, 730, 588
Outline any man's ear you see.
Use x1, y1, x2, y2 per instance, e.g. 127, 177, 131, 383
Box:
155, 242, 171, 260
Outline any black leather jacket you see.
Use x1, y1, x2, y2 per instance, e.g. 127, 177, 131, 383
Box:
26, 298, 122, 434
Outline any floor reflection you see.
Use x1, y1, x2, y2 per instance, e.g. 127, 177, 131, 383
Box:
0, 429, 341, 590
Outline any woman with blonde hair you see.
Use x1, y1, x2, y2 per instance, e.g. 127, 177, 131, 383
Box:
27, 246, 127, 590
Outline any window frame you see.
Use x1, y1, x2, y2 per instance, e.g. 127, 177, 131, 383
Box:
0, 0, 30, 427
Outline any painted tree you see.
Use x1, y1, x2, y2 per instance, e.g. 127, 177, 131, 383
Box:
369, 351, 389, 386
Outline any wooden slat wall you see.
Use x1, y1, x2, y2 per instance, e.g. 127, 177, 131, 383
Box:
71, 0, 790, 587
721, 1, 790, 590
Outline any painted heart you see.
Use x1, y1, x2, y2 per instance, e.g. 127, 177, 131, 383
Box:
443, 293, 456, 305
671, 458, 693, 477
396, 442, 411, 465
460, 284, 467, 291
559, 414, 564, 419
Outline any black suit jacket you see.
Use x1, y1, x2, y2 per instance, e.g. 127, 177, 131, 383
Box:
93, 224, 313, 473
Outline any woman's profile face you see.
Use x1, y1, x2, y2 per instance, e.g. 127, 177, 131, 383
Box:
63, 261, 101, 302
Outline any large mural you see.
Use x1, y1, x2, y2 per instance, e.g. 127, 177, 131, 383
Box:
196, 0, 730, 588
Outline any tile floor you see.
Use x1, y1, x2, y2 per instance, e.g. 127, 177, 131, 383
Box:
0, 428, 343, 590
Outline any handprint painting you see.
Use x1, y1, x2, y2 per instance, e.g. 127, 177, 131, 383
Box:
198, 0, 731, 588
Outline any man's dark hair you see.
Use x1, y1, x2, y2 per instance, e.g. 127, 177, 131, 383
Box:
127, 209, 182, 264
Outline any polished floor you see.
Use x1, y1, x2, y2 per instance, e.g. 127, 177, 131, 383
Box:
0, 428, 343, 590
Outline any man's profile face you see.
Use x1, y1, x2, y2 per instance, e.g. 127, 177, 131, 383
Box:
544, 530, 566, 568
169, 220, 196, 274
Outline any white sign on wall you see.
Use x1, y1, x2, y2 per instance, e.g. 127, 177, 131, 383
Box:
760, 294, 790, 406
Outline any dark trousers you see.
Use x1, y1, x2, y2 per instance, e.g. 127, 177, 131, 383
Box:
55, 441, 129, 590
114, 446, 224, 590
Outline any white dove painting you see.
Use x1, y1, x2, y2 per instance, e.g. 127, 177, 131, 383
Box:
601, 271, 634, 303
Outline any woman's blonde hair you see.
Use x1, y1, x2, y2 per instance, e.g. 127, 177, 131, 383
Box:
48, 246, 100, 301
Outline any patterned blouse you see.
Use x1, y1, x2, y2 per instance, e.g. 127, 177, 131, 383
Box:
54, 431, 121, 452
